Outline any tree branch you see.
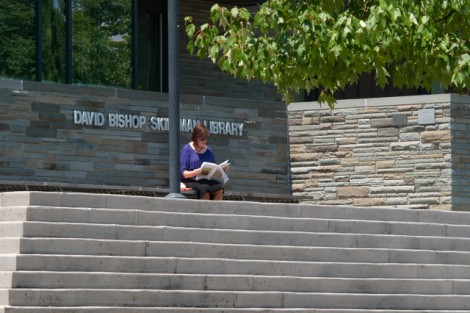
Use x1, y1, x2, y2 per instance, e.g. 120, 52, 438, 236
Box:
435, 9, 456, 24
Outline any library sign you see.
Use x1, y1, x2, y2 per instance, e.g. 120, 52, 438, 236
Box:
73, 110, 245, 137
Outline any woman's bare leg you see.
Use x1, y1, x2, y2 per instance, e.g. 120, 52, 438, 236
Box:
211, 189, 224, 200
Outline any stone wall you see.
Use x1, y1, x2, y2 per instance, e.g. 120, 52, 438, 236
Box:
0, 79, 290, 194
288, 94, 470, 211
452, 101, 470, 210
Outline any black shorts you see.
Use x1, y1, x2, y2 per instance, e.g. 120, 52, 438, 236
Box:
182, 179, 224, 198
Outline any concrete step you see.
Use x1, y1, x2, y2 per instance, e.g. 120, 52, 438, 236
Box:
4, 191, 470, 226
4, 308, 470, 313
6, 289, 470, 310
12, 238, 470, 264
0, 273, 12, 288
3, 191, 470, 311
8, 271, 470, 295
0, 256, 17, 271
4, 208, 470, 238
0, 289, 7, 306
4, 244, 470, 268
0, 207, 27, 222
9, 226, 470, 253
0, 239, 20, 254
10, 255, 470, 279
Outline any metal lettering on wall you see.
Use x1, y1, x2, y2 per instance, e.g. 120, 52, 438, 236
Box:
73, 110, 244, 136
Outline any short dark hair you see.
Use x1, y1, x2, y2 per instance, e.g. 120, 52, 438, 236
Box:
191, 123, 209, 142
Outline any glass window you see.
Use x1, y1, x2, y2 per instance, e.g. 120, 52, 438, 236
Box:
0, 0, 35, 80
72, 0, 132, 88
136, 0, 168, 92
0, 0, 168, 92
42, 0, 67, 83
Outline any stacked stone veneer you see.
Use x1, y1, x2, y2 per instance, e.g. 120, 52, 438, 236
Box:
0, 79, 290, 194
288, 94, 470, 211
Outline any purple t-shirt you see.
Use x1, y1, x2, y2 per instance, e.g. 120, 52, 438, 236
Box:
180, 143, 216, 180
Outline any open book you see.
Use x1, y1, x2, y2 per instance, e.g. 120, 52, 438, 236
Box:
197, 160, 230, 186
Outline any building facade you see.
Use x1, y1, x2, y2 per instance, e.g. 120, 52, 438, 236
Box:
0, 78, 290, 194
1, 0, 428, 102
2, 1, 468, 208
0, 0, 289, 195
1, 0, 280, 101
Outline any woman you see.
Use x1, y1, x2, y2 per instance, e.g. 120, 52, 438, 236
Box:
180, 123, 226, 200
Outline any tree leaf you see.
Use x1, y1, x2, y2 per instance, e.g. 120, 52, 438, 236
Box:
185, 0, 470, 104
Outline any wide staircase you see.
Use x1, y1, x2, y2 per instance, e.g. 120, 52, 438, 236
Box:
2, 191, 470, 312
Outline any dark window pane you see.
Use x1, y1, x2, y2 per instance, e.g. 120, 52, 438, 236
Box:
42, 0, 66, 83
0, 0, 35, 80
72, 0, 131, 88
137, 0, 167, 92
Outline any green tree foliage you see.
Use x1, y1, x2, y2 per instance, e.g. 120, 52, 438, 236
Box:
0, 0, 131, 87
185, 0, 470, 105
43, 0, 66, 83
73, 0, 131, 88
0, 0, 35, 80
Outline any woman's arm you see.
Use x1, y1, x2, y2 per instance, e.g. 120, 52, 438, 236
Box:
180, 144, 202, 179
182, 168, 202, 179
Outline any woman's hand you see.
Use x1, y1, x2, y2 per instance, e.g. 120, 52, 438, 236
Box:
183, 167, 202, 179
193, 168, 202, 177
